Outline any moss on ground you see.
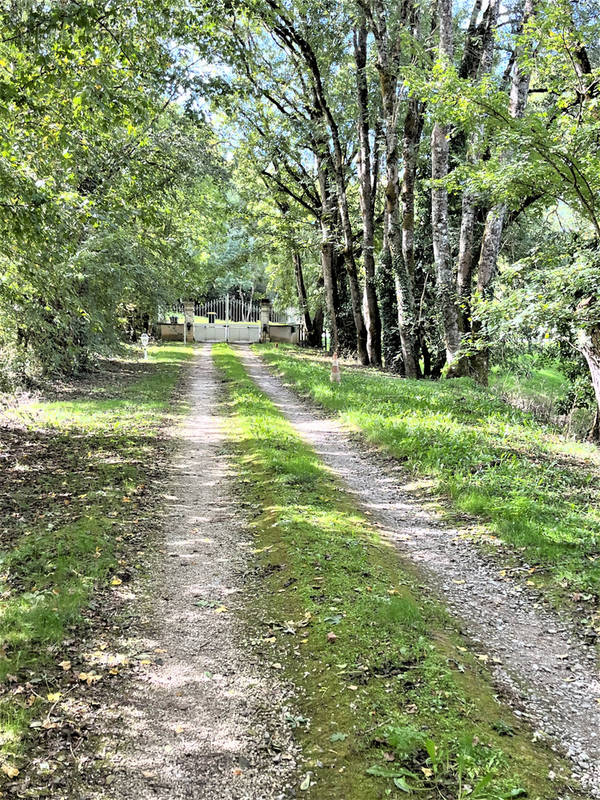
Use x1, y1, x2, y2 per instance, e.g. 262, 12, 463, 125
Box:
215, 343, 588, 800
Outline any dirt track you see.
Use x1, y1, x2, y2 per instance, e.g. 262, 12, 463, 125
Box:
92, 344, 297, 800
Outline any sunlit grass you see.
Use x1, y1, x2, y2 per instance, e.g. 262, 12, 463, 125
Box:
0, 342, 193, 761
257, 345, 600, 605
214, 343, 577, 800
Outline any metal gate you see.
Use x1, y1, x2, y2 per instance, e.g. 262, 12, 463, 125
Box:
193, 323, 261, 343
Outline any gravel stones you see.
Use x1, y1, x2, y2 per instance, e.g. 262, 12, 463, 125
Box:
241, 346, 600, 798
91, 345, 298, 799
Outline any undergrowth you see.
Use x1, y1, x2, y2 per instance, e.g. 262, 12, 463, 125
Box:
215, 343, 583, 800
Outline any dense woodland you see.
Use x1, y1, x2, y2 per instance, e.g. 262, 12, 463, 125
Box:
1, 0, 599, 435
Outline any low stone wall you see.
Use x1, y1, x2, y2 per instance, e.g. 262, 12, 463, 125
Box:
268, 324, 300, 344
158, 323, 184, 341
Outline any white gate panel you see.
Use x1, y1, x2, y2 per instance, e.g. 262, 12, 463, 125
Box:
193, 324, 227, 342
193, 323, 261, 343
228, 325, 261, 343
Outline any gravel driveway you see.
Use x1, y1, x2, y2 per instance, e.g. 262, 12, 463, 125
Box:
91, 344, 297, 800
240, 345, 600, 798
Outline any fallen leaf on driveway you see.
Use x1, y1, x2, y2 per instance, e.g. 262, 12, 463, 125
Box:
300, 773, 311, 790
1, 764, 19, 778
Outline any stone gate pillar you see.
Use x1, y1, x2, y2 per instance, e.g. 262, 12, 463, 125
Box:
183, 300, 195, 344
260, 299, 272, 342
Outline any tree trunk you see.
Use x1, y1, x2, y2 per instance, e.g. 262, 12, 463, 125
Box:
376, 225, 404, 372
263, 9, 369, 362
307, 67, 369, 363
456, 193, 476, 333
309, 305, 324, 348
321, 241, 338, 352
317, 157, 340, 353
400, 96, 424, 283
333, 248, 356, 354
368, 0, 421, 377
421, 335, 432, 377
432, 0, 461, 370
339, 199, 369, 364
354, 17, 382, 366
293, 250, 313, 335
580, 326, 600, 442
382, 74, 420, 377
469, 0, 535, 381
452, 0, 500, 355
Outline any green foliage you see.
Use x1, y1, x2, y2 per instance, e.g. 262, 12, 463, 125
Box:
0, 2, 230, 386
485, 239, 600, 338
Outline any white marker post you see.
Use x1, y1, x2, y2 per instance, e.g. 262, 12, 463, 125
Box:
330, 351, 341, 383
141, 332, 149, 360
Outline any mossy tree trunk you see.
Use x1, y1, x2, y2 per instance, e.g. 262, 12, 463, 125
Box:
354, 16, 382, 366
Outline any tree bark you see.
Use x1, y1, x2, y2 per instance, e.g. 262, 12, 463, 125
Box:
354, 16, 382, 366
376, 213, 404, 371
300, 43, 369, 362
431, 0, 461, 369
400, 97, 424, 284
580, 326, 600, 442
316, 153, 340, 353
292, 250, 313, 331
368, 0, 420, 377
456, 193, 476, 332
455, 0, 500, 339
309, 305, 324, 347
470, 0, 535, 381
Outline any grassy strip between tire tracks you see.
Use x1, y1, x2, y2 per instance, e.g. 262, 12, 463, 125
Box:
214, 343, 584, 800
0, 343, 193, 776
256, 345, 600, 617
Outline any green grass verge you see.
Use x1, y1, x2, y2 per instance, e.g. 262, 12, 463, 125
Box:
256, 345, 600, 614
214, 343, 583, 800
0, 343, 193, 764
490, 362, 594, 441
490, 363, 569, 412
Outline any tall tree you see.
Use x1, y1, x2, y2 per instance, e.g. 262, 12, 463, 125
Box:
365, 0, 422, 377
261, 1, 370, 362
468, 0, 535, 381
353, 13, 382, 365
431, 0, 461, 369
